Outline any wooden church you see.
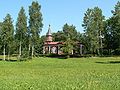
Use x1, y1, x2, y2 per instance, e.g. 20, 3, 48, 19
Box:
43, 25, 63, 54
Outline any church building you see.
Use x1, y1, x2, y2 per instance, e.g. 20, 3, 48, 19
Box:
43, 25, 63, 54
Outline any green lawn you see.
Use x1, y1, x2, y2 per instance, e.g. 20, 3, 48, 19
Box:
0, 57, 120, 90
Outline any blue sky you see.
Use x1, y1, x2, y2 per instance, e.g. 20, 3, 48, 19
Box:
0, 0, 119, 35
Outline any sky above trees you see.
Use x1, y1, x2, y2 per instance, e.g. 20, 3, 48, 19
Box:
0, 0, 118, 35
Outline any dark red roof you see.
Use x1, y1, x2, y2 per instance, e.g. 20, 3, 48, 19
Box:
44, 42, 63, 45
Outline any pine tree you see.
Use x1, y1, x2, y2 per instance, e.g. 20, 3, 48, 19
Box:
0, 22, 3, 54
29, 1, 43, 58
62, 36, 73, 58
61, 24, 77, 57
82, 7, 104, 55
104, 1, 120, 55
1, 14, 14, 60
16, 7, 27, 59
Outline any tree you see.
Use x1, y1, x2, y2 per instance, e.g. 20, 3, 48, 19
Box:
63, 23, 78, 41
103, 1, 120, 55
52, 31, 66, 42
109, 1, 120, 50
61, 24, 78, 57
16, 7, 27, 59
103, 19, 114, 55
1, 14, 14, 60
0, 22, 3, 54
52, 23, 81, 56
34, 36, 45, 55
29, 1, 43, 58
82, 7, 104, 56
62, 36, 73, 58
82, 8, 93, 54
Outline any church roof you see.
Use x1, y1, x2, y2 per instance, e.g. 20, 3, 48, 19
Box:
47, 25, 52, 36
44, 42, 63, 45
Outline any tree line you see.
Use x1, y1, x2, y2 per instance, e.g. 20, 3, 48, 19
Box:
0, 1, 43, 60
50, 1, 120, 57
82, 1, 120, 56
0, 1, 120, 60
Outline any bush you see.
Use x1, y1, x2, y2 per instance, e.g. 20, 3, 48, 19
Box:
112, 49, 120, 55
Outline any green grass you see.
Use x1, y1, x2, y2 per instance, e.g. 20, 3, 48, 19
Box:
0, 57, 120, 90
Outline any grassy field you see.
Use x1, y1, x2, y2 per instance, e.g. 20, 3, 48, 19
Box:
0, 57, 120, 90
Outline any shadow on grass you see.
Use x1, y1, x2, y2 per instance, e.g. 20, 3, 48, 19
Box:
0, 59, 16, 62
0, 58, 27, 62
96, 61, 120, 64
5, 59, 18, 62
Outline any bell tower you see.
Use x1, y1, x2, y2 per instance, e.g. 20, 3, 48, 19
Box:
46, 25, 52, 42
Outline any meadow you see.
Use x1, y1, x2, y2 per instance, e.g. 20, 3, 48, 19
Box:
0, 57, 120, 90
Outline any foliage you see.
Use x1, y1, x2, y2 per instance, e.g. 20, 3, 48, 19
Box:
0, 22, 3, 54
1, 14, 14, 60
1, 1, 120, 58
62, 37, 73, 58
34, 36, 45, 56
29, 1, 43, 58
52, 23, 81, 56
61, 24, 78, 57
63, 23, 78, 41
15, 7, 27, 59
103, 1, 120, 55
16, 7, 27, 42
52, 31, 65, 42
82, 7, 105, 56
0, 1, 44, 60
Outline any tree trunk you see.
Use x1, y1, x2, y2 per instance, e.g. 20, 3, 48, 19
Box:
28, 44, 31, 57
8, 52, 10, 60
8, 45, 10, 60
19, 41, 21, 58
3, 45, 5, 60
66, 54, 70, 58
80, 44, 83, 55
29, 44, 31, 52
100, 30, 103, 56
32, 44, 34, 58
97, 48, 100, 56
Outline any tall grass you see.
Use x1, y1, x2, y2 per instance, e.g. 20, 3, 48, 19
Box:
0, 57, 119, 90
